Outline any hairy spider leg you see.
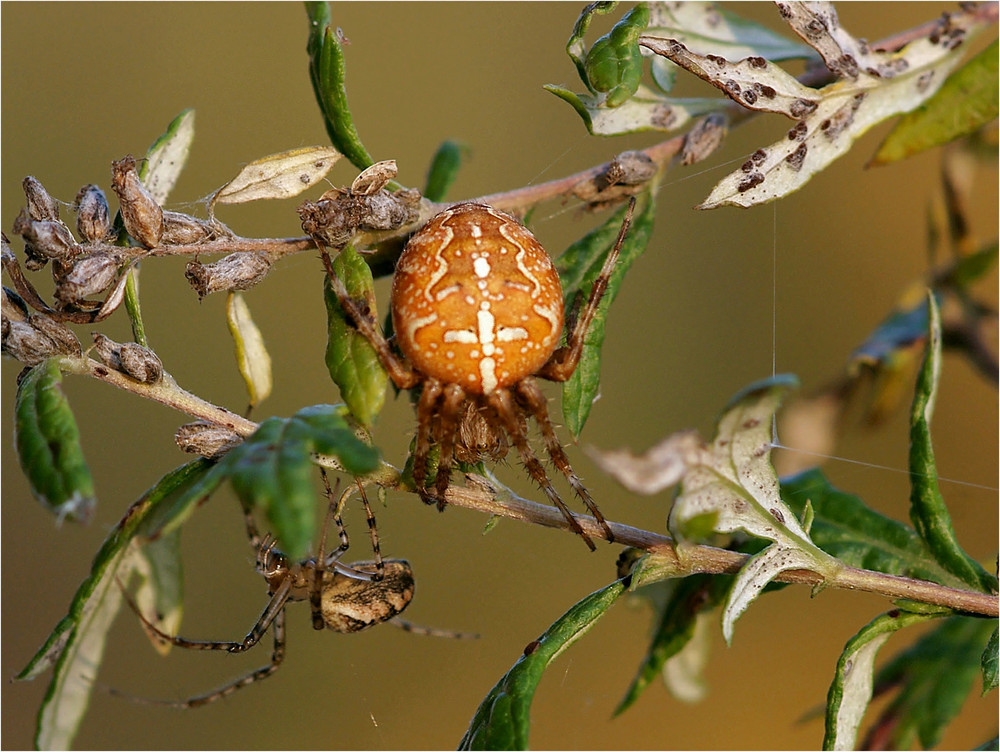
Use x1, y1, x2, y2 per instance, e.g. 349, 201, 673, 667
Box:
515, 378, 615, 543
412, 379, 444, 506
538, 196, 636, 382
388, 617, 480, 640
485, 388, 597, 551
321, 250, 420, 390
432, 384, 467, 511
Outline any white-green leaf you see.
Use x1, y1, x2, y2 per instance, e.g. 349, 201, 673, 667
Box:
140, 109, 196, 205
227, 291, 273, 408
823, 609, 943, 751
639, 4, 993, 208
131, 529, 184, 657
662, 610, 712, 703
212, 146, 341, 207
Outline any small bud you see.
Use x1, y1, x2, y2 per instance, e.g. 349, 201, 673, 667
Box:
23, 176, 60, 221
91, 332, 163, 383
175, 421, 242, 459
13, 209, 79, 261
111, 155, 164, 248
184, 252, 273, 298
161, 211, 214, 245
54, 253, 119, 305
74, 185, 113, 242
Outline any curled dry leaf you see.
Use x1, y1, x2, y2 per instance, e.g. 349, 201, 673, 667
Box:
639, 3, 993, 208
350, 160, 398, 196
211, 146, 341, 209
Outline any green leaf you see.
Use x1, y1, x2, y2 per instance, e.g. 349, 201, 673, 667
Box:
14, 359, 96, 523
557, 194, 655, 437
565, 1, 619, 93
583, 3, 649, 107
823, 609, 944, 751
306, 4, 374, 170
459, 579, 627, 750
780, 469, 968, 590
983, 626, 998, 696
423, 140, 467, 202
141, 405, 380, 559
227, 291, 273, 409
615, 573, 728, 715
131, 528, 184, 657
16, 459, 211, 751
139, 108, 195, 205
909, 293, 995, 592
866, 615, 996, 750
947, 241, 998, 289
872, 39, 1000, 166
324, 247, 388, 426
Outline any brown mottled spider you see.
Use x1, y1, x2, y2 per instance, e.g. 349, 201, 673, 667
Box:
322, 197, 636, 550
117, 475, 430, 708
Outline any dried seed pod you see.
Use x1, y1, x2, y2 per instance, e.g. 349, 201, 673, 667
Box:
23, 176, 60, 221
91, 332, 163, 383
175, 421, 242, 459
2, 313, 81, 365
2, 286, 29, 322
680, 113, 728, 166
184, 252, 273, 298
54, 253, 119, 304
161, 211, 215, 245
111, 155, 164, 248
74, 184, 113, 242
117, 342, 163, 383
350, 160, 398, 196
572, 150, 656, 208
12, 209, 79, 261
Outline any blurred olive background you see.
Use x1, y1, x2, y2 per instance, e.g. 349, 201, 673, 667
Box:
2, 3, 996, 750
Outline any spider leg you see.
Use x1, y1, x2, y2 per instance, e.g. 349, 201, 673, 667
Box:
119, 575, 293, 654
354, 481, 385, 578
311, 471, 350, 630
486, 388, 597, 551
433, 384, 467, 512
515, 378, 615, 543
113, 608, 288, 709
413, 379, 443, 505
388, 617, 479, 640
538, 196, 636, 382
321, 250, 420, 390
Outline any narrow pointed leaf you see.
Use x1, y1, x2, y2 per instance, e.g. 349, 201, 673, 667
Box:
823, 609, 943, 751
227, 291, 273, 408
982, 626, 998, 695
324, 247, 388, 426
866, 615, 995, 750
16, 460, 211, 751
14, 359, 96, 523
139, 108, 196, 204
872, 39, 999, 166
459, 579, 627, 750
423, 140, 467, 202
909, 293, 995, 592
306, 4, 374, 170
131, 528, 184, 657
557, 194, 655, 437
212, 146, 341, 206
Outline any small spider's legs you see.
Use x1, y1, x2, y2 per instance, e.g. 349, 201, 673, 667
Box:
319, 246, 421, 390
538, 196, 636, 382
388, 617, 480, 640
486, 388, 597, 551
515, 378, 615, 544
413, 379, 443, 506
432, 384, 467, 512
353, 481, 385, 578
311, 471, 348, 630
112, 609, 288, 709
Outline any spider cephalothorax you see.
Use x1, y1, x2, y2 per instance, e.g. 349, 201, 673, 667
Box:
325, 199, 635, 550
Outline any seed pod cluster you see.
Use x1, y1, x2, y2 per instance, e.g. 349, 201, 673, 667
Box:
298, 163, 421, 250
92, 333, 163, 383
1, 288, 82, 365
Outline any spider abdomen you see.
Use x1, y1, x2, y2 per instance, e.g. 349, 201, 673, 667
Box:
391, 203, 564, 395
321, 559, 414, 633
